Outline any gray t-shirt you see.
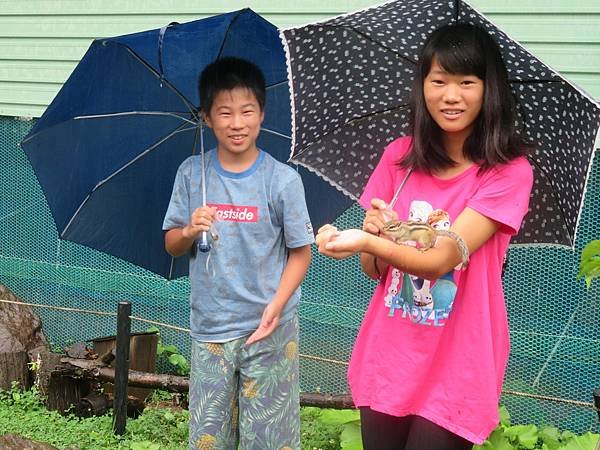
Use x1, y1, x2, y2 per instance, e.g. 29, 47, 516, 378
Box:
163, 150, 315, 342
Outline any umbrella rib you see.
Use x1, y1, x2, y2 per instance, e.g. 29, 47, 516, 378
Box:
74, 111, 197, 126
293, 103, 410, 156
509, 78, 564, 84
315, 23, 417, 66
266, 80, 287, 91
215, 9, 246, 61
525, 155, 574, 246
261, 127, 291, 140
20, 111, 196, 146
121, 46, 198, 119
60, 122, 196, 238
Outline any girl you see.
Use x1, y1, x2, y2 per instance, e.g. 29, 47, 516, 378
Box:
316, 23, 533, 449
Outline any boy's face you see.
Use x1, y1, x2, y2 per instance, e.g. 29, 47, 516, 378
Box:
204, 87, 264, 160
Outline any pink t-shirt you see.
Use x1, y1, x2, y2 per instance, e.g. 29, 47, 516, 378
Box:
351, 136, 533, 444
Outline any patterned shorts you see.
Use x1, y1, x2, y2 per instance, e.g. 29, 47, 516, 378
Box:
189, 316, 300, 450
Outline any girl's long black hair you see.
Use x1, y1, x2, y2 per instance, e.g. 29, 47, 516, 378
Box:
401, 23, 532, 172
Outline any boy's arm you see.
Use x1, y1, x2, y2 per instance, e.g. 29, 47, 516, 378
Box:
164, 228, 196, 257
245, 244, 312, 345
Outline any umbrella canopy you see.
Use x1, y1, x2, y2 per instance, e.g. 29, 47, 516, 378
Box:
281, 0, 600, 247
21, 9, 352, 279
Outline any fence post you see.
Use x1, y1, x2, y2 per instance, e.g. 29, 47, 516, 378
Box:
113, 301, 131, 435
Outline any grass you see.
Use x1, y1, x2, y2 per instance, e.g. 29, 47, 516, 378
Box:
2, 386, 598, 450
0, 386, 344, 450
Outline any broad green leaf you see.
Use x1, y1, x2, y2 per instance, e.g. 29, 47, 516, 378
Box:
504, 424, 539, 449
320, 408, 360, 425
487, 428, 517, 450
168, 353, 189, 369
161, 344, 179, 354
340, 422, 363, 449
472, 444, 493, 450
577, 259, 600, 278
499, 405, 511, 426
562, 431, 577, 440
561, 432, 600, 450
540, 426, 561, 450
585, 267, 600, 288
580, 240, 600, 261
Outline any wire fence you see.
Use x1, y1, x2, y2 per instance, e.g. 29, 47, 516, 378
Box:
0, 116, 598, 433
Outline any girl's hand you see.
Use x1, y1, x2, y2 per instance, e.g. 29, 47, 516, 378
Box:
363, 198, 398, 235
316, 226, 370, 260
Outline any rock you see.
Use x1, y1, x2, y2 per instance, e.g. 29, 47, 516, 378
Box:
0, 283, 49, 358
64, 342, 89, 359
0, 283, 50, 390
0, 433, 59, 449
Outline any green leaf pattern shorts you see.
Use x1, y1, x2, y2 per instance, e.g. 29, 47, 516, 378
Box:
189, 316, 300, 450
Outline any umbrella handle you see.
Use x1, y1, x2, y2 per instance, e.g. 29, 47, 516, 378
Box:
198, 231, 211, 253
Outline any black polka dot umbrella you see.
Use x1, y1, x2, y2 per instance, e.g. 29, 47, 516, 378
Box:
281, 0, 600, 247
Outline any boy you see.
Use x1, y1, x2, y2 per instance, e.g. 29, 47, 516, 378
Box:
163, 57, 313, 450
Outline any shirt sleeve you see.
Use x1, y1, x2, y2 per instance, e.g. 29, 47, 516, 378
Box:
467, 157, 533, 235
162, 158, 192, 231
277, 170, 316, 248
358, 136, 410, 210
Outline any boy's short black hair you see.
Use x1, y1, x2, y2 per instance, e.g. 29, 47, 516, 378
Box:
198, 56, 266, 114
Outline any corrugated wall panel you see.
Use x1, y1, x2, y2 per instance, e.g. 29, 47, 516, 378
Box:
0, 0, 598, 117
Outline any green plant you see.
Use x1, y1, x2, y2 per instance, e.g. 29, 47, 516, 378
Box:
147, 326, 190, 376
578, 239, 600, 288
300, 407, 362, 450
0, 383, 188, 449
3, 383, 598, 450
473, 406, 600, 450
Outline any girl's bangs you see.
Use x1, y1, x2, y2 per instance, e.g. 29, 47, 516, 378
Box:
434, 40, 486, 78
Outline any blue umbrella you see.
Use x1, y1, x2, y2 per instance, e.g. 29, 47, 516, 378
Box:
20, 9, 352, 279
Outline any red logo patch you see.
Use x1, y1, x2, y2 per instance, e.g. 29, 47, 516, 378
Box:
209, 204, 258, 223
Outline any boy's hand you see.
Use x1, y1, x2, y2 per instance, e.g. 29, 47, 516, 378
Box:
246, 302, 282, 345
182, 206, 217, 240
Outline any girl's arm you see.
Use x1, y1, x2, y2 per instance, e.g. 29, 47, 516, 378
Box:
317, 207, 499, 280
246, 245, 312, 344
359, 198, 398, 280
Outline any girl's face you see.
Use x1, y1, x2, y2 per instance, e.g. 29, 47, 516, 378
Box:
423, 57, 484, 142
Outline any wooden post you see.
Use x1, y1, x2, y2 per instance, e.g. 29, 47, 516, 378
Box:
113, 301, 131, 436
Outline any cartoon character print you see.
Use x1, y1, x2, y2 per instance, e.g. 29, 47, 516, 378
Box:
413, 209, 451, 307
384, 268, 401, 306
387, 203, 458, 326
384, 200, 432, 308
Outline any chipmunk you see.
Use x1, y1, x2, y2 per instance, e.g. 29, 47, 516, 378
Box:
381, 220, 469, 268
